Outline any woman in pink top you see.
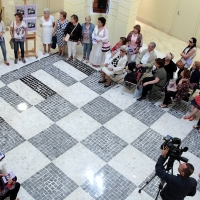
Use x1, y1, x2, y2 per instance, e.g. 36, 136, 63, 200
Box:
126, 24, 143, 63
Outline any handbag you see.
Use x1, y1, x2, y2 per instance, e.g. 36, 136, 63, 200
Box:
101, 28, 110, 52
64, 23, 78, 42
51, 35, 57, 49
9, 38, 14, 49
133, 85, 143, 99
128, 46, 134, 55
167, 79, 177, 92
176, 59, 185, 69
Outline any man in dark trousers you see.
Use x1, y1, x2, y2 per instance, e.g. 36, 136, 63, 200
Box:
155, 147, 197, 200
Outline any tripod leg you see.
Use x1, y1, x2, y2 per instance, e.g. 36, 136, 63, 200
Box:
138, 173, 157, 193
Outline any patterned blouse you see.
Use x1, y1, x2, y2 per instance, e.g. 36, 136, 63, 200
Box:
174, 79, 190, 102
111, 55, 121, 67
126, 32, 143, 53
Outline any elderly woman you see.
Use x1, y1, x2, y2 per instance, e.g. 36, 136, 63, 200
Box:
0, 14, 9, 65
104, 37, 127, 64
163, 52, 177, 81
81, 15, 95, 63
53, 11, 68, 56
40, 8, 55, 55
159, 69, 190, 108
137, 58, 167, 101
89, 17, 109, 67
126, 24, 143, 63
98, 45, 128, 87
10, 12, 27, 64
64, 14, 82, 61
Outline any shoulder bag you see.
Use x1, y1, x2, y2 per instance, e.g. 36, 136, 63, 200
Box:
9, 21, 14, 49
65, 23, 78, 42
101, 28, 110, 52
176, 59, 185, 69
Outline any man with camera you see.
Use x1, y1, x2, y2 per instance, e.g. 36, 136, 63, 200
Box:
156, 147, 197, 200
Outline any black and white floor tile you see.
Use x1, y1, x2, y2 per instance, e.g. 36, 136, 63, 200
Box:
0, 54, 200, 200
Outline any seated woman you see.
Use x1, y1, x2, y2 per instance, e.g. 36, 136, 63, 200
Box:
184, 93, 200, 121
159, 69, 191, 108
163, 52, 177, 81
104, 37, 127, 64
99, 45, 128, 87
190, 61, 200, 89
137, 58, 167, 101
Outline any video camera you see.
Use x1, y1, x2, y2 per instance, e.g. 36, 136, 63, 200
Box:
160, 135, 188, 171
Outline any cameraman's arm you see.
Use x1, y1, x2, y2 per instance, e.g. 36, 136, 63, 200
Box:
187, 181, 197, 197
155, 147, 170, 182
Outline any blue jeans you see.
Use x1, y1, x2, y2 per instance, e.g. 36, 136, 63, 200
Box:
0, 39, 7, 61
83, 43, 92, 59
14, 40, 24, 59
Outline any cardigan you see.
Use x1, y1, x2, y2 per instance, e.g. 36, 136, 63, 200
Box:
126, 32, 142, 49
190, 69, 200, 84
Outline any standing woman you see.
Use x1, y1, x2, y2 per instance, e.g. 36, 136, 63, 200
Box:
10, 12, 27, 64
40, 8, 55, 55
177, 37, 197, 77
89, 17, 108, 67
0, 14, 9, 65
81, 15, 95, 63
126, 24, 143, 63
64, 14, 82, 61
53, 11, 68, 56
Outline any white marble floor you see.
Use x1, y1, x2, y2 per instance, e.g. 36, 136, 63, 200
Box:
0, 14, 200, 200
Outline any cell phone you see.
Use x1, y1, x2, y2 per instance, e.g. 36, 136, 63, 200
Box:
0, 151, 5, 161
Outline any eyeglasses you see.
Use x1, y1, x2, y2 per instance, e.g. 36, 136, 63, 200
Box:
189, 40, 193, 43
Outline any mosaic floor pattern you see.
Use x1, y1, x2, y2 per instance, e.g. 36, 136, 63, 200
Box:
0, 53, 200, 200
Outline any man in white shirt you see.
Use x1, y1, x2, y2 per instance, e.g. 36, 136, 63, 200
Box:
128, 42, 157, 73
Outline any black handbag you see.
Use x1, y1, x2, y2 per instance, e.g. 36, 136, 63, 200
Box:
51, 35, 57, 49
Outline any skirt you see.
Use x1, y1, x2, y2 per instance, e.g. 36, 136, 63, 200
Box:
89, 42, 105, 65
191, 99, 200, 110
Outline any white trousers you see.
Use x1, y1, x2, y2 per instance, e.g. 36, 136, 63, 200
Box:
67, 41, 77, 58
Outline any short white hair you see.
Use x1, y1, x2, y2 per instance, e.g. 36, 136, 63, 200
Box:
120, 45, 128, 53
44, 8, 50, 13
85, 15, 91, 20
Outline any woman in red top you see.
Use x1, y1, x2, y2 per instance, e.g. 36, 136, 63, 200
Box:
184, 94, 200, 121
126, 24, 143, 63
104, 37, 127, 64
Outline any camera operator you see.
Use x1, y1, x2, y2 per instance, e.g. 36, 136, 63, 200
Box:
0, 175, 20, 200
156, 147, 197, 200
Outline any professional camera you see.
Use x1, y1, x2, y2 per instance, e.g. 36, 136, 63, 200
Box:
160, 135, 188, 171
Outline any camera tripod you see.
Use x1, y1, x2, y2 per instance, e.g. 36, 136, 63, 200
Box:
138, 162, 173, 200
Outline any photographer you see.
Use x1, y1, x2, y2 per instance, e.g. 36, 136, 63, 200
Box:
0, 175, 20, 200
155, 147, 197, 200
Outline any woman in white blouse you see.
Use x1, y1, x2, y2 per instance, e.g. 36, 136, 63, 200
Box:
40, 8, 55, 55
99, 45, 128, 87
89, 17, 108, 67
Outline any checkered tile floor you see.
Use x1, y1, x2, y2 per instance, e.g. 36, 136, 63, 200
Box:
0, 53, 200, 200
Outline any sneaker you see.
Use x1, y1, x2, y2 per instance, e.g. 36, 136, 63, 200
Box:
81, 57, 85, 62
22, 58, 26, 63
85, 59, 89, 63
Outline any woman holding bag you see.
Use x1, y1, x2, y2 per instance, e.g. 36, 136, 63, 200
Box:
64, 14, 82, 61
89, 17, 109, 67
0, 14, 9, 66
126, 24, 143, 63
10, 12, 27, 64
53, 11, 68, 56
177, 37, 197, 77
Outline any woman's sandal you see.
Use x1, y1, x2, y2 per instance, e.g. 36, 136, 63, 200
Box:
189, 115, 196, 121
159, 104, 168, 108
193, 125, 200, 130
4, 61, 10, 66
183, 116, 190, 120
